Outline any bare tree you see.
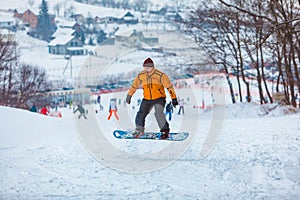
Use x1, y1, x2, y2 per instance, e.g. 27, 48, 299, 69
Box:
240, 1, 273, 104
267, 0, 300, 107
0, 33, 52, 109
186, 5, 243, 104
185, 0, 300, 106
217, 0, 300, 107
0, 33, 18, 106
28, 0, 35, 8
17, 63, 51, 108
54, 2, 62, 17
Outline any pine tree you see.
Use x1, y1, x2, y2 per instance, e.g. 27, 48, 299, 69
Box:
97, 30, 107, 44
36, 0, 53, 41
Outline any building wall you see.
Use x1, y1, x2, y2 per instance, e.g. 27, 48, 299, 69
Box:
22, 10, 38, 29
49, 37, 84, 55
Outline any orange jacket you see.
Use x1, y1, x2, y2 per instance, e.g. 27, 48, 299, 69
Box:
128, 68, 177, 100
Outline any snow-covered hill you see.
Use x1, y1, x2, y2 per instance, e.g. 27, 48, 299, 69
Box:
1, 89, 300, 199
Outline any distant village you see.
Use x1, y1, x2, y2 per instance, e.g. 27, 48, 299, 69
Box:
0, 5, 185, 56
0, 2, 204, 109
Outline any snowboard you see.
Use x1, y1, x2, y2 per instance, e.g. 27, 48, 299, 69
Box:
113, 130, 189, 141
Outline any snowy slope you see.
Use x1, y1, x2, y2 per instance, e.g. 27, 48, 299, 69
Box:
1, 89, 300, 199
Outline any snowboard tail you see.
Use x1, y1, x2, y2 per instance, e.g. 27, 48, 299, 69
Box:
113, 130, 189, 141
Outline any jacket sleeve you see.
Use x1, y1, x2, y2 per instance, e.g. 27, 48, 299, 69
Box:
161, 73, 177, 99
128, 75, 141, 96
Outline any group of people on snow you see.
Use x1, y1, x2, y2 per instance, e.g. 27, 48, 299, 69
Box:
29, 105, 49, 115
48, 57, 184, 139
73, 57, 182, 139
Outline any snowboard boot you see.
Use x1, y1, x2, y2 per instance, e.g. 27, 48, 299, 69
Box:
160, 129, 170, 140
132, 128, 144, 139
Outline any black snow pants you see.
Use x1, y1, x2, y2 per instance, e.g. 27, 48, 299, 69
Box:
135, 98, 169, 132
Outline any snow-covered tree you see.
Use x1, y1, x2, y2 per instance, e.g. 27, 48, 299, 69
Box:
36, 0, 54, 41
97, 30, 107, 44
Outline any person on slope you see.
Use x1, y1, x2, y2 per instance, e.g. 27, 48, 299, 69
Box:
177, 98, 185, 115
165, 101, 173, 121
73, 104, 87, 119
29, 105, 37, 113
40, 105, 49, 115
107, 98, 119, 120
126, 57, 178, 139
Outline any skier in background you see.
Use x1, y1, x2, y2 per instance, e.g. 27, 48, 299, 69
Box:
40, 105, 49, 115
107, 98, 119, 120
74, 104, 87, 119
97, 95, 103, 111
165, 101, 173, 121
29, 105, 37, 113
177, 98, 185, 115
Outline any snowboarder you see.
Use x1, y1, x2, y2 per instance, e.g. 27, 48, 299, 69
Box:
126, 57, 178, 139
107, 98, 119, 120
73, 104, 87, 119
165, 101, 173, 121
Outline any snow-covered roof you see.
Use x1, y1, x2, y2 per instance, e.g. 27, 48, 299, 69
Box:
59, 21, 78, 28
95, 10, 131, 19
15, 8, 39, 15
52, 28, 75, 38
115, 29, 140, 37
0, 11, 15, 22
48, 35, 75, 46
123, 16, 137, 21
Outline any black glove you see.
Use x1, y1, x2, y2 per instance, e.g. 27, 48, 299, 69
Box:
172, 98, 178, 108
126, 95, 132, 104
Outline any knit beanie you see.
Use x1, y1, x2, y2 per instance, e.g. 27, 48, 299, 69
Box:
143, 57, 154, 68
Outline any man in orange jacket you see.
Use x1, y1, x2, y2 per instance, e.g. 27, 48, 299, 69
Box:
126, 57, 178, 139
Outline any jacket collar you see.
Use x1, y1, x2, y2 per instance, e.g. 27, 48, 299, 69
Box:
144, 67, 155, 76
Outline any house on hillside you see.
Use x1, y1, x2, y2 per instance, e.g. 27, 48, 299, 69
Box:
0, 12, 15, 30
114, 29, 158, 46
13, 9, 56, 30
48, 35, 86, 55
14, 9, 38, 29
149, 7, 167, 15
70, 14, 84, 23
95, 11, 138, 25
114, 29, 143, 45
52, 28, 76, 39
122, 12, 138, 24
0, 19, 14, 29
52, 21, 85, 42
166, 11, 183, 22
142, 32, 159, 45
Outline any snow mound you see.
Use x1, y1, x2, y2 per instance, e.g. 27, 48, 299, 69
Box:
224, 103, 299, 118
1, 103, 300, 199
